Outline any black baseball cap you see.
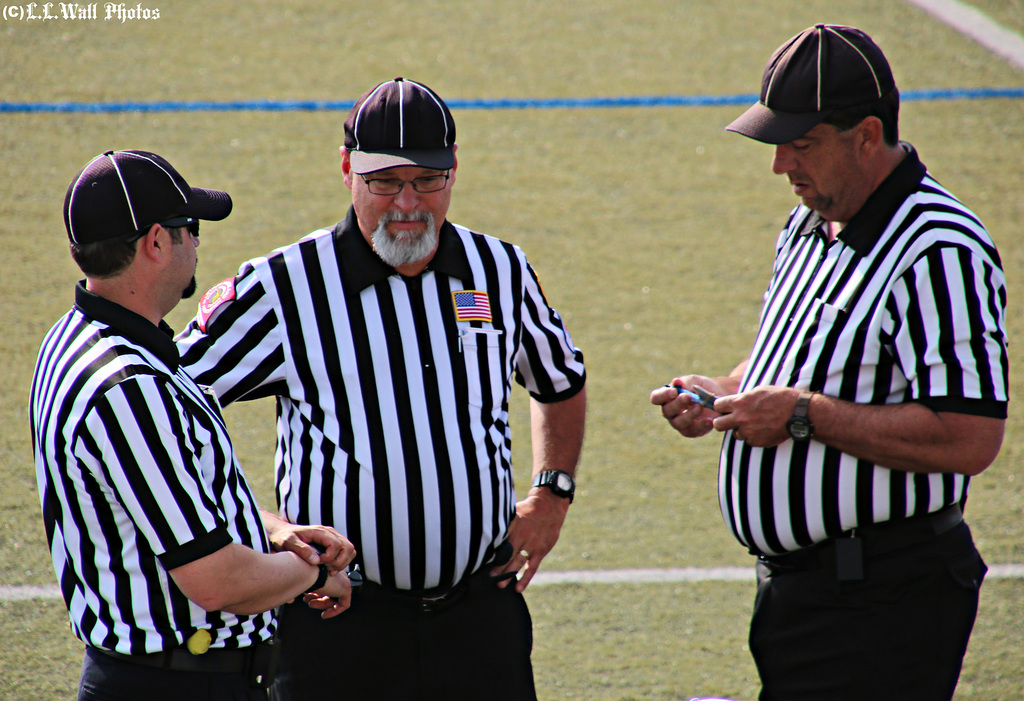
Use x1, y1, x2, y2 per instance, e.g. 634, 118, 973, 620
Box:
726, 24, 896, 144
64, 150, 232, 244
343, 77, 456, 174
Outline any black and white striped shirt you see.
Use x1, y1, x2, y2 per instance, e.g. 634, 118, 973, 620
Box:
30, 283, 275, 654
721, 145, 1008, 556
177, 208, 586, 591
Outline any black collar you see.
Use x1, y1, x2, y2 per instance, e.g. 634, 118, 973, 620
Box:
336, 206, 474, 295
798, 142, 928, 255
74, 281, 180, 370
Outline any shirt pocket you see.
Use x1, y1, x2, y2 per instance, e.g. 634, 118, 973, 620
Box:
459, 327, 505, 408
815, 299, 843, 326
797, 299, 880, 394
784, 300, 847, 388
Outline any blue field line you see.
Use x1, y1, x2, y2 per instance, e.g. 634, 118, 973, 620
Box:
2, 87, 1023, 114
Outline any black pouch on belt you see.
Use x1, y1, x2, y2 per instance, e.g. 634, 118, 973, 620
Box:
835, 536, 864, 581
248, 638, 280, 690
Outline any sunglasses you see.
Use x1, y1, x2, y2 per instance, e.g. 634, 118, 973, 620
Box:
156, 216, 200, 237
126, 216, 200, 243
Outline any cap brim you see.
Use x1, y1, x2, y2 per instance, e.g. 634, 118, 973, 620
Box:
725, 102, 830, 145
180, 187, 233, 221
350, 148, 455, 175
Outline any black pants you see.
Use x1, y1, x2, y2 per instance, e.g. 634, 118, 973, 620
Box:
79, 647, 268, 701
750, 521, 986, 701
270, 576, 536, 700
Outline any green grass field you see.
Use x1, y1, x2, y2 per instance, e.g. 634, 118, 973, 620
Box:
3, 1, 1024, 698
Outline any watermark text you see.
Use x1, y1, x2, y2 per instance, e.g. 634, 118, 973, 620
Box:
2, 3, 161, 22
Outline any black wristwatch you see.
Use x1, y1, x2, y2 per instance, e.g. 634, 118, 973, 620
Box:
532, 470, 575, 503
786, 391, 815, 442
305, 563, 329, 593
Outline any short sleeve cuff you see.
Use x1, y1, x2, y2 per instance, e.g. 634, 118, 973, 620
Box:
916, 396, 1007, 420
529, 372, 587, 404
158, 526, 234, 570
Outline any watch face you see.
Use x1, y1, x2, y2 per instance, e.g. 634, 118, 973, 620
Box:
555, 473, 573, 491
789, 419, 812, 440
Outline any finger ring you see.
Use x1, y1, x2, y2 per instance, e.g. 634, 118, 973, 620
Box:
519, 549, 530, 558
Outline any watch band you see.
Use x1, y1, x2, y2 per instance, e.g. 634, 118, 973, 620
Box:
793, 390, 813, 417
305, 563, 329, 593
532, 470, 575, 503
786, 390, 816, 442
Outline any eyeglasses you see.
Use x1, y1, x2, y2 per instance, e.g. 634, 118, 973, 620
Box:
126, 216, 200, 243
360, 171, 450, 196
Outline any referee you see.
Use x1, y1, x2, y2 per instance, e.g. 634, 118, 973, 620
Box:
177, 78, 587, 700
651, 26, 1007, 701
31, 150, 354, 700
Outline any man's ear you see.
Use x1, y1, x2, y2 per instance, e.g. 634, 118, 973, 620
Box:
339, 146, 354, 190
134, 223, 161, 257
136, 223, 166, 262
857, 116, 885, 155
448, 144, 458, 187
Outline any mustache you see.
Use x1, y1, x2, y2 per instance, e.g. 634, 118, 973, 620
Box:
381, 211, 431, 225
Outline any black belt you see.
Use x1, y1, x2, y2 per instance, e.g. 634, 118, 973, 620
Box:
92, 638, 278, 688
353, 565, 518, 614
757, 504, 964, 580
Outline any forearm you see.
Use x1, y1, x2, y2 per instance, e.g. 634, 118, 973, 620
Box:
529, 386, 587, 478
523, 387, 586, 530
807, 393, 1003, 476
171, 543, 320, 615
498, 387, 585, 592
721, 358, 748, 393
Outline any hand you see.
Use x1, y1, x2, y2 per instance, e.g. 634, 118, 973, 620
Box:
304, 570, 352, 619
261, 511, 356, 572
492, 489, 570, 592
711, 385, 800, 447
651, 375, 728, 437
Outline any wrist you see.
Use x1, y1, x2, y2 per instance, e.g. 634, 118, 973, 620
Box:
717, 377, 741, 395
531, 469, 575, 504
305, 563, 329, 593
785, 389, 817, 442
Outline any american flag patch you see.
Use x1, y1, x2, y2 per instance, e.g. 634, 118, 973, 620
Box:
452, 290, 492, 322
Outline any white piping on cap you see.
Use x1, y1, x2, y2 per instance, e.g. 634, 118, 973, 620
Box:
397, 79, 405, 146
406, 78, 450, 146
107, 152, 139, 230
109, 151, 189, 231
68, 150, 188, 242
131, 151, 189, 203
816, 26, 824, 110
827, 27, 885, 98
763, 36, 798, 109
351, 81, 392, 151
351, 78, 450, 151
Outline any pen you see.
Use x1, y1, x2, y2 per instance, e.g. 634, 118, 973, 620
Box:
664, 384, 718, 409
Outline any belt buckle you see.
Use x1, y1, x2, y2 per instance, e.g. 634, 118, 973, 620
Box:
420, 590, 452, 613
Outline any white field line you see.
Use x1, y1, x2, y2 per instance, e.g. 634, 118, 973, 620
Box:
3, 564, 1023, 600
907, 0, 1024, 71
1, 584, 62, 601
530, 563, 1024, 585
532, 567, 755, 585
